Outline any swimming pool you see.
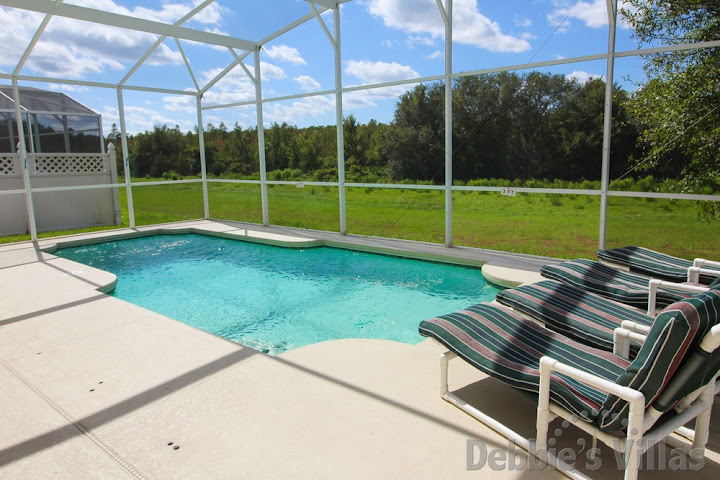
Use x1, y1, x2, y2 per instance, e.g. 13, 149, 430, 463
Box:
54, 234, 500, 355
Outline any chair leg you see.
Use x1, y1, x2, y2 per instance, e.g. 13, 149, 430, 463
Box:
440, 351, 456, 397
691, 383, 716, 455
536, 357, 553, 452
624, 397, 646, 480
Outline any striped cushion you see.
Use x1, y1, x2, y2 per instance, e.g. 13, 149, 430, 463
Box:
418, 303, 630, 425
541, 259, 687, 310
496, 280, 653, 352
597, 287, 720, 430
598, 246, 719, 285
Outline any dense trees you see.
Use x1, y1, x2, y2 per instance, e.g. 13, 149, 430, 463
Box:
623, 0, 720, 218
117, 72, 642, 186
386, 72, 637, 182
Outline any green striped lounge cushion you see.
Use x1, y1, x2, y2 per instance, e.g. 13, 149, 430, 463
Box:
418, 303, 630, 425
541, 259, 687, 310
496, 280, 653, 352
598, 246, 720, 285
597, 286, 720, 431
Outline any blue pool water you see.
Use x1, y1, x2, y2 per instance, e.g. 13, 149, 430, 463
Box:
55, 234, 500, 355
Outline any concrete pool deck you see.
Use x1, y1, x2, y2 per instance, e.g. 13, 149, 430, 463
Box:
1, 220, 718, 479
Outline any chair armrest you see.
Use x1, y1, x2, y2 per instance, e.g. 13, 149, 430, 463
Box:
687, 266, 720, 283
536, 356, 646, 454
694, 258, 720, 269
647, 279, 709, 316
539, 356, 645, 406
620, 320, 652, 335
614, 327, 648, 359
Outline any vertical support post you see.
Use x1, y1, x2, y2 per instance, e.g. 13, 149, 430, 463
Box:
196, 95, 210, 219
443, 0, 453, 247
62, 115, 70, 152
254, 47, 270, 226
98, 115, 106, 153
25, 112, 35, 153
12, 77, 37, 241
117, 87, 136, 229
107, 143, 122, 225
32, 113, 42, 153
334, 4, 347, 234
598, 0, 617, 250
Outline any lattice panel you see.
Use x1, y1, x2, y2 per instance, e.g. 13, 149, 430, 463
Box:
0, 155, 17, 176
33, 155, 108, 175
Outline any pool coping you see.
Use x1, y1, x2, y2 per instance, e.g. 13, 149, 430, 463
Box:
35, 219, 558, 291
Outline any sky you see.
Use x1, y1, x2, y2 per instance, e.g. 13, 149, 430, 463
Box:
0, 0, 648, 136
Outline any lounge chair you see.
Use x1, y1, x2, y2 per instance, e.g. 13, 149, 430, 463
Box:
495, 279, 654, 353
540, 258, 709, 311
597, 246, 720, 284
419, 286, 720, 480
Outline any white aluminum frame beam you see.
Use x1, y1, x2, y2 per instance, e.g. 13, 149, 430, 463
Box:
196, 95, 210, 219
332, 4, 347, 234
201, 39, 720, 112
254, 49, 270, 226
598, 0, 618, 249
0, 0, 255, 51
116, 87, 135, 229
12, 77, 38, 241
13, 0, 63, 76
119, 0, 217, 87
437, 0, 453, 247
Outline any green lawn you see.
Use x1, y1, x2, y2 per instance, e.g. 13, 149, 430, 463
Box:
2, 181, 718, 261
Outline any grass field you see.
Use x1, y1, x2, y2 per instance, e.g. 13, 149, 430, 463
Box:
2, 181, 718, 260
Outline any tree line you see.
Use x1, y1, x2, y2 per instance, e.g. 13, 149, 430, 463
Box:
109, 71, 662, 185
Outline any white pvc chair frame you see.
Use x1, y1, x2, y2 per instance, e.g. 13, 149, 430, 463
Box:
438, 323, 720, 480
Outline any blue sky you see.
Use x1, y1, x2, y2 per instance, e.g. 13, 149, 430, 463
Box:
0, 0, 645, 135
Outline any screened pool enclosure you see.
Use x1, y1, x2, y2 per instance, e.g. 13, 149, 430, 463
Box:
0, 85, 103, 154
0, 0, 718, 258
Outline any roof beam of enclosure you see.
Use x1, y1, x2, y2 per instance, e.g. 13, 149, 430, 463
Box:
119, 0, 217, 87
309, 2, 335, 48
228, 48, 256, 84
199, 50, 252, 95
13, 0, 64, 76
176, 38, 200, 91
0, 0, 255, 51
256, 1, 350, 48
0, 73, 196, 96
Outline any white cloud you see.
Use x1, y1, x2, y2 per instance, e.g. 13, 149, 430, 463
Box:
100, 104, 194, 135
263, 45, 307, 65
366, 0, 530, 53
68, 0, 225, 25
407, 35, 436, 47
566, 70, 603, 83
264, 95, 335, 125
548, 0, 633, 29
294, 75, 321, 91
345, 60, 419, 84
0, 1, 227, 78
48, 83, 90, 93
515, 16, 533, 28
426, 50, 443, 60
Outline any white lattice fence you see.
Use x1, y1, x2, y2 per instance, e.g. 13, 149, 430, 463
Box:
31, 153, 109, 175
0, 154, 18, 176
